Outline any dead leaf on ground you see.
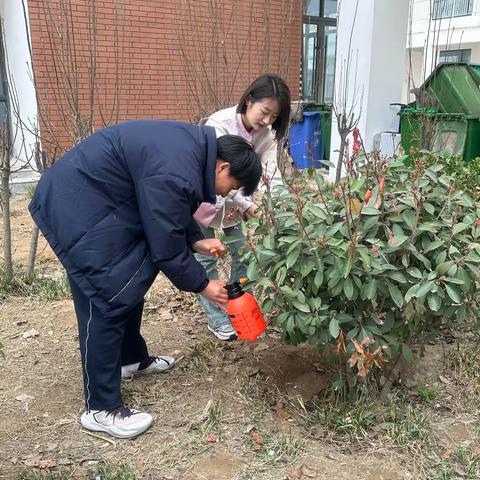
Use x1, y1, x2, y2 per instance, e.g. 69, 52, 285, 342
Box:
301, 465, 317, 478
454, 464, 466, 477
246, 367, 260, 377
15, 394, 34, 403
38, 458, 57, 469
287, 465, 302, 480
23, 328, 39, 338
441, 449, 453, 460
249, 430, 263, 449
438, 374, 451, 384
253, 342, 270, 353
275, 408, 291, 420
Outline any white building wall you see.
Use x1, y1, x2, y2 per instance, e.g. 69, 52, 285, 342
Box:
404, 0, 480, 102
329, 0, 409, 180
0, 0, 39, 185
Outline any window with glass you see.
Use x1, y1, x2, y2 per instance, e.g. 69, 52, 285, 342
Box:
432, 0, 473, 19
438, 48, 472, 64
302, 0, 337, 104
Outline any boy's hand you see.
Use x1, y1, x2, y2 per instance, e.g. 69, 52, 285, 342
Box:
192, 238, 227, 257
200, 280, 228, 310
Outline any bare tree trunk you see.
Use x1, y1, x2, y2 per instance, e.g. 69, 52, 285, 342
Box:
379, 355, 405, 401
335, 133, 347, 183
25, 224, 39, 281
1, 155, 13, 282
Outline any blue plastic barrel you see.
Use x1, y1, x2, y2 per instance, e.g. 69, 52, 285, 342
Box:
289, 111, 324, 169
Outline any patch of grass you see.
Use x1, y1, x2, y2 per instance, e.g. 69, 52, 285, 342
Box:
188, 339, 223, 374
311, 396, 378, 442
30, 274, 70, 301
240, 374, 270, 423
90, 461, 138, 480
16, 462, 138, 480
25, 183, 36, 199
428, 448, 480, 480
448, 341, 480, 405
416, 383, 439, 402
17, 472, 69, 480
385, 402, 433, 449
198, 401, 222, 436
251, 430, 305, 465
0, 264, 70, 301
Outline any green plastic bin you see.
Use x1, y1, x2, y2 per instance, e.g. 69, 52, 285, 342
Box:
401, 63, 480, 161
303, 104, 332, 161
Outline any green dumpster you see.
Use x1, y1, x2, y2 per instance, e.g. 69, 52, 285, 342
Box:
401, 63, 480, 161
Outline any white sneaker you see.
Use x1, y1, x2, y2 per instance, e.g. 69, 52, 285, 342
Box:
121, 355, 176, 379
208, 323, 237, 341
81, 405, 153, 439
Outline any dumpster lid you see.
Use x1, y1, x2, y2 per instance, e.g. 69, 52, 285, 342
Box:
417, 62, 480, 116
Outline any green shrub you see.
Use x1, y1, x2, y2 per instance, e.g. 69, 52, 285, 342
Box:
245, 153, 480, 382
444, 156, 480, 200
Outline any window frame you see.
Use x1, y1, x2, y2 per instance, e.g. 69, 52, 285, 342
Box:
438, 48, 472, 64
302, 0, 337, 104
432, 0, 473, 20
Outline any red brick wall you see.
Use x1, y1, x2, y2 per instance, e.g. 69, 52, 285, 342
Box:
27, 0, 301, 153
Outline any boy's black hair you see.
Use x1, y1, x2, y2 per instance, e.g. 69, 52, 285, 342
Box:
236, 74, 291, 139
216, 135, 262, 196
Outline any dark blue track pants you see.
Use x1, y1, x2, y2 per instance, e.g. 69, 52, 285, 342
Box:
69, 278, 149, 411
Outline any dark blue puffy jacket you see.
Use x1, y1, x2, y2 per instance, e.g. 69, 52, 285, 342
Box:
29, 120, 217, 318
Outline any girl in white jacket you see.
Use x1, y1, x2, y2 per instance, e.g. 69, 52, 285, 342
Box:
194, 74, 291, 341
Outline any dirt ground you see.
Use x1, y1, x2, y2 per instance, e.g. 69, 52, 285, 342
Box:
0, 197, 479, 480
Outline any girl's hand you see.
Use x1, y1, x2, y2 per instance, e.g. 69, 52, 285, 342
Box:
200, 280, 228, 309
192, 238, 227, 257
245, 204, 261, 219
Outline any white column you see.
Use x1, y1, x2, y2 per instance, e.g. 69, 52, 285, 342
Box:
0, 0, 40, 187
329, 0, 410, 181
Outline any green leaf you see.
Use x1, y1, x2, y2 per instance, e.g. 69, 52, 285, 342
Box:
407, 267, 423, 279
417, 223, 438, 233
291, 299, 311, 312
366, 280, 377, 300
387, 271, 407, 283
436, 261, 453, 275
443, 277, 464, 285
275, 267, 287, 285
343, 256, 353, 279
402, 210, 416, 230
444, 284, 461, 304
424, 239, 444, 253
423, 202, 435, 215
314, 268, 324, 287
286, 249, 300, 269
307, 204, 327, 220
315, 172, 325, 189
453, 223, 469, 235
280, 285, 296, 298
329, 317, 340, 339
402, 344, 414, 363
427, 294, 441, 312
286, 316, 294, 333
362, 207, 381, 215
387, 283, 404, 308
350, 177, 366, 192
343, 278, 354, 299
388, 235, 409, 248
416, 280, 435, 298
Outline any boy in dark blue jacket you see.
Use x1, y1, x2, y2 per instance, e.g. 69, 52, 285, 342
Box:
29, 120, 261, 439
